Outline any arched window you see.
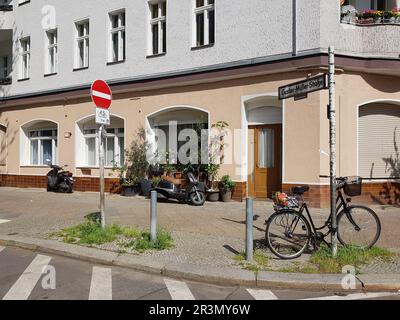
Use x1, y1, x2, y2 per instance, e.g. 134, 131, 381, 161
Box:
20, 120, 58, 166
76, 115, 125, 167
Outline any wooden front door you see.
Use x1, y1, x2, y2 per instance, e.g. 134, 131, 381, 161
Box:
248, 124, 282, 199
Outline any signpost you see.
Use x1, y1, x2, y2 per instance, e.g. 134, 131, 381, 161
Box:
91, 80, 112, 229
278, 74, 327, 101
278, 47, 337, 257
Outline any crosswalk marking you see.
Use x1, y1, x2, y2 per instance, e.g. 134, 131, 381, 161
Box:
2, 254, 52, 300
164, 278, 195, 300
0, 246, 5, 253
246, 288, 279, 300
302, 292, 397, 300
0, 219, 10, 224
89, 267, 112, 300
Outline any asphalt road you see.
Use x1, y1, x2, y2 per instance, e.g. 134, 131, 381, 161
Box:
0, 246, 398, 301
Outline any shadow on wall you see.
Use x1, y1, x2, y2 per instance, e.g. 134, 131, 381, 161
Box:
361, 74, 400, 94
370, 127, 400, 206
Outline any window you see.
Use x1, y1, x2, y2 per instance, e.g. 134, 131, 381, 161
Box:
83, 128, 124, 167
149, 1, 166, 55
28, 129, 57, 165
1, 56, 9, 78
19, 37, 30, 79
45, 29, 58, 74
109, 10, 126, 63
75, 20, 89, 69
194, 0, 214, 47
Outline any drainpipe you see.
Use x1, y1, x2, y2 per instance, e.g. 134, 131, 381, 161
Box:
292, 0, 298, 56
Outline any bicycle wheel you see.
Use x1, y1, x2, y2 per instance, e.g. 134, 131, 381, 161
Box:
337, 205, 381, 249
265, 210, 311, 259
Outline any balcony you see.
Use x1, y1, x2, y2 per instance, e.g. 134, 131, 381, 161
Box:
341, 6, 400, 25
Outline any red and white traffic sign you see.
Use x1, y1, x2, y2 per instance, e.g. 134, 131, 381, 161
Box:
91, 80, 112, 109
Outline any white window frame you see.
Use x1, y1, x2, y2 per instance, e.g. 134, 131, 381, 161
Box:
75, 20, 89, 69
193, 0, 215, 47
108, 10, 126, 63
148, 0, 166, 55
28, 129, 57, 166
82, 127, 124, 167
19, 37, 30, 80
45, 29, 58, 74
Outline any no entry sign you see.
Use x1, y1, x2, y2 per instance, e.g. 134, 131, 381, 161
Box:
91, 80, 112, 109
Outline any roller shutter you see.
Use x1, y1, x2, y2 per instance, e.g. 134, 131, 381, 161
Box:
358, 103, 400, 178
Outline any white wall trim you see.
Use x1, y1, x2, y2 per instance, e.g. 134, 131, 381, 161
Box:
74, 113, 127, 175
19, 118, 59, 168
240, 92, 285, 192
356, 99, 400, 176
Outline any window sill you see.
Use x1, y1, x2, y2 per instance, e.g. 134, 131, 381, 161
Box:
73, 66, 89, 72
191, 43, 214, 51
146, 52, 166, 59
77, 166, 115, 169
18, 0, 31, 7
107, 60, 125, 66
44, 72, 57, 77
17, 77, 30, 82
20, 165, 50, 168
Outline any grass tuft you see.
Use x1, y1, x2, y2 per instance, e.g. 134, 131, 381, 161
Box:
49, 219, 173, 253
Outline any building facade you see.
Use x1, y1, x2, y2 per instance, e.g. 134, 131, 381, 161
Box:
0, 0, 399, 207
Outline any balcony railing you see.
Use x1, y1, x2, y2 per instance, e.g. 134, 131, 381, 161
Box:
0, 5, 13, 11
341, 6, 400, 25
0, 77, 12, 85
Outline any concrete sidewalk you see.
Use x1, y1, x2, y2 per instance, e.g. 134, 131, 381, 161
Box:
0, 187, 399, 290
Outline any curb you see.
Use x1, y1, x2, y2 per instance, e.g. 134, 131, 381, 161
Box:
1, 235, 399, 292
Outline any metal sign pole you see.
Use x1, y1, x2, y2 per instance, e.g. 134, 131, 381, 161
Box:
328, 46, 337, 257
99, 124, 106, 228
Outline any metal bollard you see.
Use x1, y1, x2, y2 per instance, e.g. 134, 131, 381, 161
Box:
150, 190, 157, 242
246, 197, 253, 262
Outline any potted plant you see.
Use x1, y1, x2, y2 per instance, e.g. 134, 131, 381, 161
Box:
121, 178, 140, 196
205, 162, 220, 201
218, 175, 236, 202
124, 127, 150, 196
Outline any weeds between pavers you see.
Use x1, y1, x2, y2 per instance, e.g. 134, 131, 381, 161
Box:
234, 245, 395, 274
48, 215, 173, 253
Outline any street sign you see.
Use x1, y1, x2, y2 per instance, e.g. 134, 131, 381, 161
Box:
95, 107, 110, 125
278, 74, 327, 100
91, 80, 112, 109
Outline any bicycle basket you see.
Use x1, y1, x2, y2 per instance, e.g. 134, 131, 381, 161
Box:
343, 176, 362, 197
273, 192, 299, 210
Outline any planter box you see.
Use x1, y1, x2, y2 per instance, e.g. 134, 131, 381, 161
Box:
121, 185, 139, 197
140, 179, 152, 197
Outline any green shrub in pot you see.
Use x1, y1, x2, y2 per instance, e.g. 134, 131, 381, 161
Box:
218, 175, 236, 202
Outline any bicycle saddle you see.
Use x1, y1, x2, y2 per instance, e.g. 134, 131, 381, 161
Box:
292, 185, 310, 195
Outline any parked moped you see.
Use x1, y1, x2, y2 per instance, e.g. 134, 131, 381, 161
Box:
46, 164, 74, 193
153, 172, 206, 206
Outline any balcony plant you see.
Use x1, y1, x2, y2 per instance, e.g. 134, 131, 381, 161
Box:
218, 175, 236, 202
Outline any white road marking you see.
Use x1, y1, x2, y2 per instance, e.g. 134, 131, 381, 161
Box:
92, 90, 111, 101
0, 219, 10, 224
0, 246, 5, 253
3, 254, 52, 300
303, 292, 397, 300
89, 267, 112, 300
164, 278, 195, 300
246, 288, 279, 300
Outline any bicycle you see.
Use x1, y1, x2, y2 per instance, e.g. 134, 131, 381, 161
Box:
265, 176, 381, 259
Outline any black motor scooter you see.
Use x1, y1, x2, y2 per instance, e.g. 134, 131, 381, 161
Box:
46, 164, 74, 193
153, 172, 206, 206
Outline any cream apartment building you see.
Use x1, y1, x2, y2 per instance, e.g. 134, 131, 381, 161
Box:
0, 0, 399, 207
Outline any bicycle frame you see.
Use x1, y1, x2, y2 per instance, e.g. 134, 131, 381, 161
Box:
292, 190, 356, 244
